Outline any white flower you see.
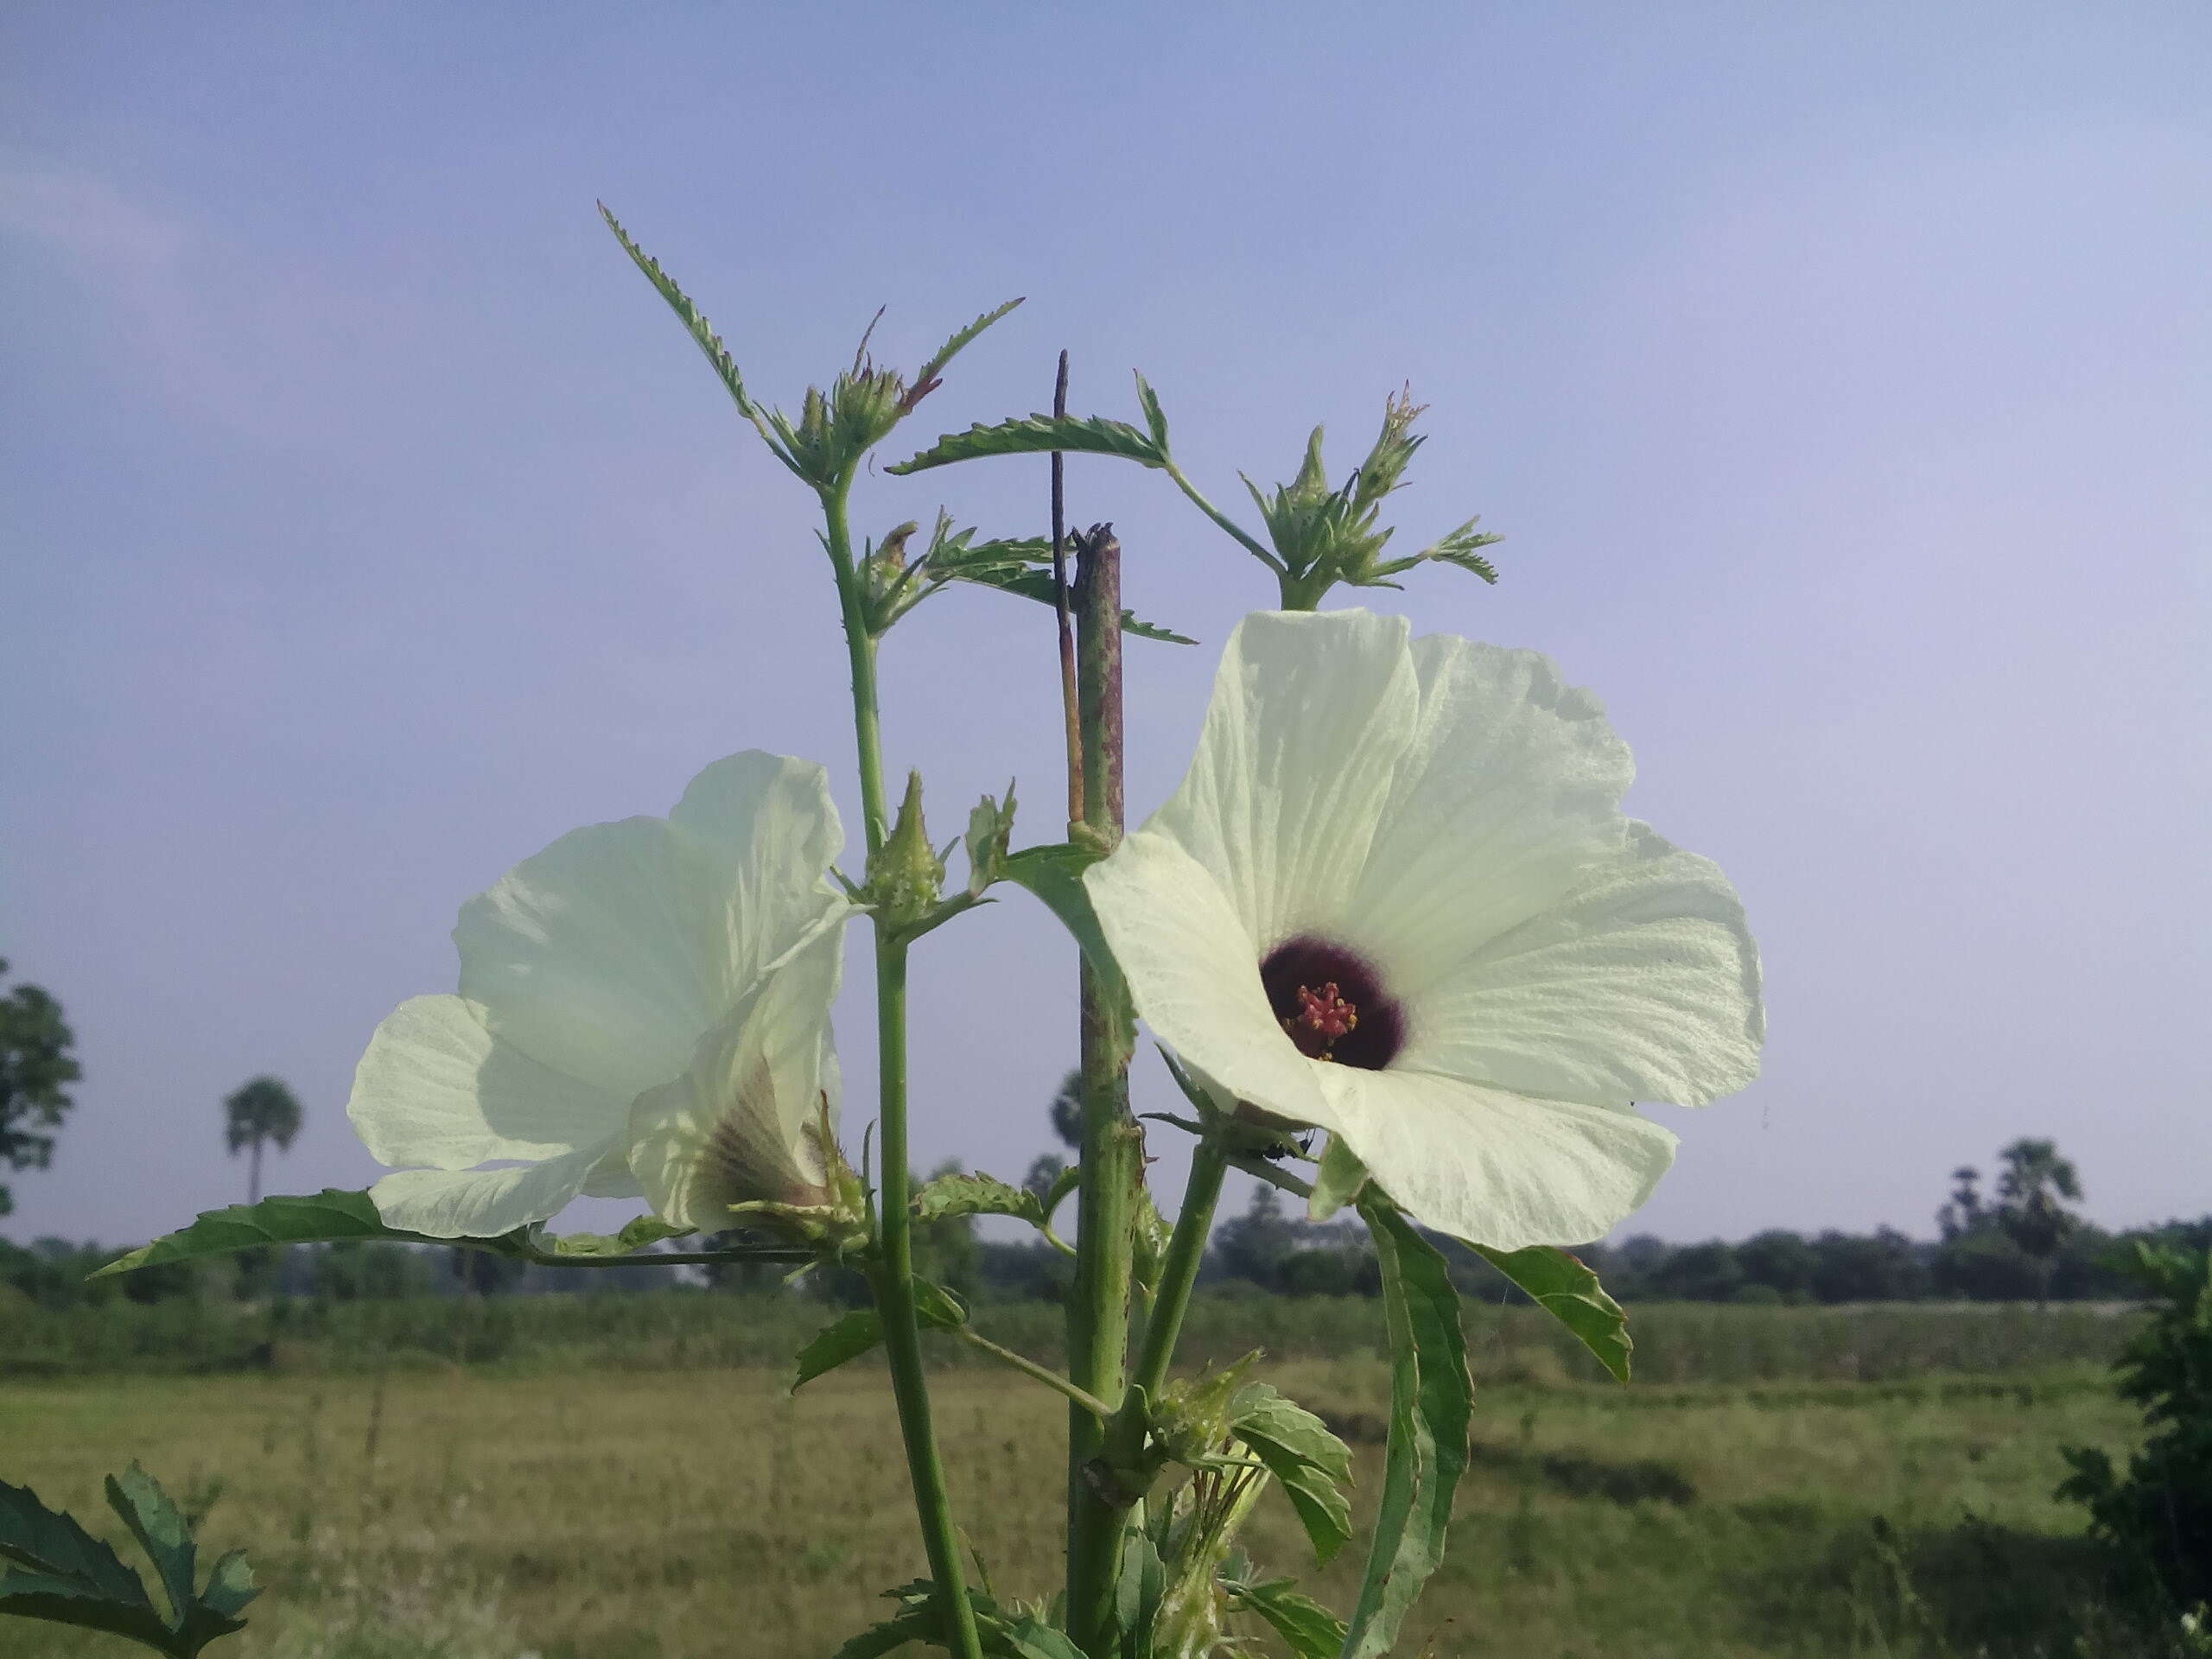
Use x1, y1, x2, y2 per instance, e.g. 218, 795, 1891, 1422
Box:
346, 752, 856, 1239
1086, 609, 1764, 1252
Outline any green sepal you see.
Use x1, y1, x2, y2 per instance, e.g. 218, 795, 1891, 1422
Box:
791, 1279, 969, 1392
1470, 1243, 1632, 1382
1339, 1194, 1473, 1659
963, 784, 1019, 899
1307, 1135, 1369, 1222
887, 412, 1166, 476
1220, 1576, 1344, 1659
1, 1465, 258, 1658
93, 1190, 532, 1278
1229, 1385, 1355, 1565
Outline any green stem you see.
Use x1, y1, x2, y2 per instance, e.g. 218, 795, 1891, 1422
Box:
1065, 527, 1142, 1657
952, 1326, 1116, 1420
1159, 458, 1284, 575
822, 481, 891, 853
1128, 1139, 1229, 1400
824, 478, 984, 1659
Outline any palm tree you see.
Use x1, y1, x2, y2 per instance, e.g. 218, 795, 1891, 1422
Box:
1994, 1137, 2083, 1306
223, 1076, 303, 1205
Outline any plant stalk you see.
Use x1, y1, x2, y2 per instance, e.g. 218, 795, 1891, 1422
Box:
1128, 1138, 1229, 1400
823, 478, 984, 1659
1064, 524, 1144, 1657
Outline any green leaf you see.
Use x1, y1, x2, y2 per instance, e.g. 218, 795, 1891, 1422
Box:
1224, 1577, 1345, 1659
1230, 1386, 1353, 1485
794, 1308, 885, 1391
93, 1191, 531, 1278
1114, 1529, 1165, 1659
1228, 1387, 1354, 1565
791, 1279, 969, 1392
830, 1609, 935, 1658
888, 413, 1165, 475
908, 299, 1025, 406
931, 539, 1194, 645
105, 1465, 194, 1625
598, 204, 760, 421
914, 1171, 1046, 1230
999, 1617, 1088, 1659
1132, 372, 1170, 453
544, 1217, 696, 1258
1470, 1243, 1630, 1383
2, 1468, 257, 1658
1339, 1195, 1473, 1659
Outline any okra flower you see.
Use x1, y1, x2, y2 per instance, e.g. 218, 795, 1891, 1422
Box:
1087, 609, 1763, 1251
346, 752, 856, 1238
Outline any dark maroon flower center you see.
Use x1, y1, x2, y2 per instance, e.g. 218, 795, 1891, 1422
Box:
1259, 936, 1404, 1070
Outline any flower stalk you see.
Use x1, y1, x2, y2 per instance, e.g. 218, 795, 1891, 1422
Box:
824, 475, 985, 1659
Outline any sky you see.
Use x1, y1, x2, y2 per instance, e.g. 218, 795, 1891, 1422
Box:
3, 3, 2206, 1253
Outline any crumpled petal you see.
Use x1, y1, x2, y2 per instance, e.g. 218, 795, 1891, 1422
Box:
347, 994, 627, 1170
1403, 822, 1764, 1109
1314, 1066, 1678, 1251
626, 910, 849, 1230
367, 1141, 613, 1239
453, 752, 845, 1098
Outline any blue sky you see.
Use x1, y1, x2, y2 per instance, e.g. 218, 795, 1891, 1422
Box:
3, 3, 2206, 1249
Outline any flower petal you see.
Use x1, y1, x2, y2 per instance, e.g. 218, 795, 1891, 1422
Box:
1402, 823, 1764, 1109
626, 912, 848, 1230
454, 752, 845, 1097
1087, 833, 1330, 1133
1147, 609, 1418, 948
367, 1141, 610, 1239
346, 994, 627, 1170
1316, 1065, 1678, 1251
1341, 631, 1636, 995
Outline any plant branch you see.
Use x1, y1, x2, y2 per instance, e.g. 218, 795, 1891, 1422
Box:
950, 1327, 1116, 1419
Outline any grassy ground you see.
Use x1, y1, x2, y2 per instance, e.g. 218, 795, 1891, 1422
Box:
2, 1320, 2188, 1657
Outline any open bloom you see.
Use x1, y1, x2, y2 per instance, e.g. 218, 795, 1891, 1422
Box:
1087, 609, 1763, 1251
346, 752, 855, 1238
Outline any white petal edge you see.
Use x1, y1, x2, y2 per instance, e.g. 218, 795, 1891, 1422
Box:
346, 994, 628, 1171
453, 752, 847, 1098
367, 1141, 612, 1239
1145, 609, 1419, 950
627, 910, 849, 1231
1315, 1065, 1679, 1252
1338, 630, 1637, 995
1087, 832, 1332, 1133
1402, 822, 1764, 1109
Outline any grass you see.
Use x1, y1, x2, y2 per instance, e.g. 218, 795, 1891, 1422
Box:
1, 1301, 2191, 1657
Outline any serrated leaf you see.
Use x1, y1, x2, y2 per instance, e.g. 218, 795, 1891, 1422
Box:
793, 1308, 883, 1391
2, 1469, 256, 1657
106, 1465, 193, 1625
1, 1478, 152, 1609
830, 1609, 935, 1658
908, 299, 1025, 407
1340, 1195, 1473, 1659
888, 413, 1165, 475
1470, 1243, 1630, 1383
930, 542, 1194, 645
791, 1279, 968, 1392
599, 204, 758, 418
1133, 372, 1170, 452
914, 1172, 1045, 1230
1226, 1390, 1356, 1564
1229, 1386, 1354, 1485
1224, 1577, 1345, 1659
95, 1190, 530, 1277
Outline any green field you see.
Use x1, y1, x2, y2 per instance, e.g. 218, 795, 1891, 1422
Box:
2, 1299, 2189, 1658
